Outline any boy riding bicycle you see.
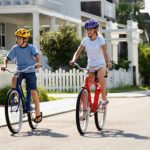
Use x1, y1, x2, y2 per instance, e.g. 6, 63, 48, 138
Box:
69, 19, 112, 109
1, 28, 42, 123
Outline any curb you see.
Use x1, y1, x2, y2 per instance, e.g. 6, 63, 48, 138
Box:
0, 109, 75, 128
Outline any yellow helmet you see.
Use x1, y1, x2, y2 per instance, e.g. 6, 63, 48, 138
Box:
15, 28, 30, 38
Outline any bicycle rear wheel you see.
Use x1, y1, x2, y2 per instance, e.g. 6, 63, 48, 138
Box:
5, 89, 23, 134
76, 88, 90, 135
94, 101, 107, 131
27, 97, 38, 129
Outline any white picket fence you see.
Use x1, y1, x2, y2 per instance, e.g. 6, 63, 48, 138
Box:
0, 64, 133, 91
36, 68, 133, 92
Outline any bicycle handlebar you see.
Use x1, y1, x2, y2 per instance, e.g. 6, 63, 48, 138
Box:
5, 65, 40, 73
73, 63, 87, 71
73, 63, 105, 72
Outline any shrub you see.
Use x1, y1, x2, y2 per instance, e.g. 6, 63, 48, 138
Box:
111, 59, 131, 71
40, 24, 86, 71
38, 86, 56, 102
0, 85, 11, 105
0, 85, 56, 105
139, 43, 150, 85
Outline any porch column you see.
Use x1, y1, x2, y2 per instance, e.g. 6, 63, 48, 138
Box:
50, 16, 56, 32
32, 12, 40, 52
76, 23, 82, 38
105, 20, 113, 62
101, 0, 105, 18
127, 20, 140, 85
111, 22, 118, 63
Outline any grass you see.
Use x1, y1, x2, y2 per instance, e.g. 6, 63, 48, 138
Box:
48, 85, 150, 94
107, 85, 150, 93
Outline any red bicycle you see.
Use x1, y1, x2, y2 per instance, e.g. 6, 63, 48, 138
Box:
74, 63, 108, 135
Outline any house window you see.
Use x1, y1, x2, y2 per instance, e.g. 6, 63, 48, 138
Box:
106, 0, 113, 3
81, 2, 101, 16
0, 23, 5, 48
24, 0, 29, 5
3, 0, 11, 5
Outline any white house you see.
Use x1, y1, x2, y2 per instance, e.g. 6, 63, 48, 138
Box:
0, 0, 144, 86
0, 0, 116, 50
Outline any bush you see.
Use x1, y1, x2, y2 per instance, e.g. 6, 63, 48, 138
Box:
0, 85, 11, 105
111, 59, 131, 71
0, 57, 3, 64
139, 43, 150, 85
0, 85, 56, 105
38, 86, 56, 102
40, 24, 86, 71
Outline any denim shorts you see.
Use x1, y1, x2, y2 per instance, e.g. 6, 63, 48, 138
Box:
17, 72, 37, 90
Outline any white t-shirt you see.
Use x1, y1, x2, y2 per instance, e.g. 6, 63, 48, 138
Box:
81, 36, 106, 67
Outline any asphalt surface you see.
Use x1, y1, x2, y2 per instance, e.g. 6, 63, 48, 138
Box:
0, 96, 150, 150
0, 90, 150, 127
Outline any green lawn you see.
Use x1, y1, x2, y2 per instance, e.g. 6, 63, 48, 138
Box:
48, 85, 150, 94
107, 85, 150, 93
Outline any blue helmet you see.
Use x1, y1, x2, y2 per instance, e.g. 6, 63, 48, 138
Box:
84, 19, 99, 29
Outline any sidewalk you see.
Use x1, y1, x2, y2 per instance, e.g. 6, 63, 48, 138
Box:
0, 90, 150, 127
48, 90, 150, 98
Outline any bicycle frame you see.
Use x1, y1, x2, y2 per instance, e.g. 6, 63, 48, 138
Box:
84, 75, 101, 113
16, 76, 31, 113
74, 63, 108, 134
4, 65, 39, 134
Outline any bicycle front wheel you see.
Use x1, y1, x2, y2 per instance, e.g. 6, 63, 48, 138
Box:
28, 97, 38, 129
5, 89, 23, 134
94, 101, 107, 131
76, 88, 90, 135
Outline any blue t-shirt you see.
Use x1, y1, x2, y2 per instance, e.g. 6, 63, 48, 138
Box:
7, 44, 39, 73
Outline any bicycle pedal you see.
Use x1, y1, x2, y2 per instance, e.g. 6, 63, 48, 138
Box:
30, 105, 35, 111
23, 114, 27, 118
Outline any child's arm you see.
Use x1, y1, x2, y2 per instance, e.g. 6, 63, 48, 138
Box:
35, 54, 41, 68
1, 57, 9, 71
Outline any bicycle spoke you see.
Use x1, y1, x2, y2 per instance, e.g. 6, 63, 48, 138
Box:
5, 89, 23, 134
94, 101, 107, 131
76, 88, 90, 135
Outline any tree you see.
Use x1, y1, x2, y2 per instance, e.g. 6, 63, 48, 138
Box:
116, 0, 145, 30
40, 24, 86, 71
139, 43, 150, 85
116, 1, 132, 25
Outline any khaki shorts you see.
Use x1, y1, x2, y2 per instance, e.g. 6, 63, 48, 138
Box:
87, 64, 106, 73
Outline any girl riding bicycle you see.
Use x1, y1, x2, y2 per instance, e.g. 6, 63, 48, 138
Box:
69, 19, 112, 108
1, 28, 42, 123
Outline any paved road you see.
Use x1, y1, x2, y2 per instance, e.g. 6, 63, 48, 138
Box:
0, 96, 150, 150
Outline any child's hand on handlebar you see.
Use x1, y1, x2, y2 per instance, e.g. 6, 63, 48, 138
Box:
35, 63, 42, 69
69, 60, 75, 66
106, 63, 112, 69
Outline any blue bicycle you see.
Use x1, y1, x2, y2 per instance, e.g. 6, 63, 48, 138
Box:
5, 66, 38, 134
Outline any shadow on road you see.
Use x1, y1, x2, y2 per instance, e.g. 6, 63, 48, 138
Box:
84, 129, 150, 140
11, 128, 68, 138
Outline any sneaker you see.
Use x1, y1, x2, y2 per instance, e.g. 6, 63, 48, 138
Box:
100, 100, 109, 112
80, 110, 87, 121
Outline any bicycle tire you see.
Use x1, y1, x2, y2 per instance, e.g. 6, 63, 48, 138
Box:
27, 97, 38, 129
5, 89, 23, 134
76, 88, 90, 135
94, 102, 107, 131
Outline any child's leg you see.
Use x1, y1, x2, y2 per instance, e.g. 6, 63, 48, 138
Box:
82, 73, 94, 110
31, 90, 41, 116
98, 67, 107, 101
25, 73, 42, 123
11, 75, 17, 89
